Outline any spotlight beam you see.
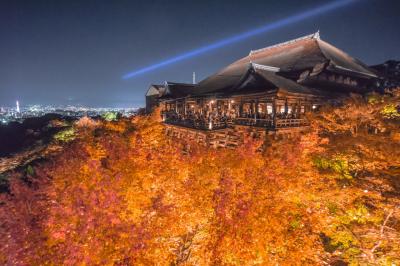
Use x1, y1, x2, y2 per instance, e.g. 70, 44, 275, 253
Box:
122, 0, 358, 80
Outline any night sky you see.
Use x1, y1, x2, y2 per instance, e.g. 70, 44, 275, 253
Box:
1, 0, 399, 108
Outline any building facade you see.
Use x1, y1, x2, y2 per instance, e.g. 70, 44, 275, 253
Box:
146, 32, 380, 135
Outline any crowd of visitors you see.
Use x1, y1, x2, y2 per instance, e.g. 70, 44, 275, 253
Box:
162, 107, 306, 130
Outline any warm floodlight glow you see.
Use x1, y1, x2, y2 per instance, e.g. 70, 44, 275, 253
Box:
122, 0, 358, 79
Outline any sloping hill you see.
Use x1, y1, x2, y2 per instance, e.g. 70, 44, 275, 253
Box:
0, 90, 399, 265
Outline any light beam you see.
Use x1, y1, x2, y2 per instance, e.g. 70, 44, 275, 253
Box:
122, 0, 359, 80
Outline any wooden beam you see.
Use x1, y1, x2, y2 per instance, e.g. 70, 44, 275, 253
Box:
272, 98, 277, 128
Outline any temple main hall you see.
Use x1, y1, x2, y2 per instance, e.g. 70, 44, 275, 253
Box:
145, 32, 381, 147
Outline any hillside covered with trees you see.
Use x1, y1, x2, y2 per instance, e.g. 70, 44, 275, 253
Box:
0, 91, 399, 265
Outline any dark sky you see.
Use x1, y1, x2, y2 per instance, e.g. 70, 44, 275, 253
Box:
0, 0, 399, 107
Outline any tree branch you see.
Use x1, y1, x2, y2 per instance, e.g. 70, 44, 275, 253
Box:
368, 208, 395, 262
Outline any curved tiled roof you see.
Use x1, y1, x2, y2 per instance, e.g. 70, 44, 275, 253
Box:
195, 32, 377, 95
317, 39, 377, 77
159, 82, 196, 99
213, 63, 324, 97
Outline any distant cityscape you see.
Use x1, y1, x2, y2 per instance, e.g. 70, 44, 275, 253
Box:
0, 101, 139, 125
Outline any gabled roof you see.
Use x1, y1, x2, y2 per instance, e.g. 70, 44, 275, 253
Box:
159, 82, 196, 99
253, 65, 320, 96
226, 63, 324, 97
146, 84, 165, 96
195, 32, 378, 94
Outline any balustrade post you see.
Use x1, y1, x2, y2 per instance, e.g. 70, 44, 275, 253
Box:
254, 100, 258, 123
272, 98, 277, 128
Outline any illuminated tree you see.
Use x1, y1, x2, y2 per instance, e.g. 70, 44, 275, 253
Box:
0, 90, 399, 265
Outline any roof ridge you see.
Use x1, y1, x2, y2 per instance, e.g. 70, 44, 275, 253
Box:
164, 81, 195, 86
249, 31, 320, 56
250, 62, 280, 72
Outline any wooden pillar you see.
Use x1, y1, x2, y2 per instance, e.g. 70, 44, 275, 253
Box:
284, 98, 288, 114
239, 100, 243, 117
272, 98, 277, 128
254, 100, 258, 121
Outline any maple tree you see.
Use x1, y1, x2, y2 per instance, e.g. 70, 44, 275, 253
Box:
0, 90, 399, 265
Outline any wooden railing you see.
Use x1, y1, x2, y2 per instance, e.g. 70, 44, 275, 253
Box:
163, 112, 308, 130
275, 118, 309, 128
164, 118, 228, 131
234, 117, 273, 128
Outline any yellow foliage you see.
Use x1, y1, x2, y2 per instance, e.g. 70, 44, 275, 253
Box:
1, 93, 399, 265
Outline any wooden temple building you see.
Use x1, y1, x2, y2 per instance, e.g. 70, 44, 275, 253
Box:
145, 32, 381, 147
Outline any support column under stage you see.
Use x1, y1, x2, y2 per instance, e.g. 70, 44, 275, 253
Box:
272, 98, 277, 128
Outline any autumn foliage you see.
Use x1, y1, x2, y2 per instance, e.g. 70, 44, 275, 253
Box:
0, 91, 399, 265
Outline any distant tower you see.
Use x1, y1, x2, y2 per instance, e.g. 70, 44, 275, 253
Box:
16, 100, 20, 113
192, 72, 196, 84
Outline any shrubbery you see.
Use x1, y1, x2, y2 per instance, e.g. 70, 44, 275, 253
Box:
101, 111, 119, 121
53, 128, 76, 142
313, 156, 353, 180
